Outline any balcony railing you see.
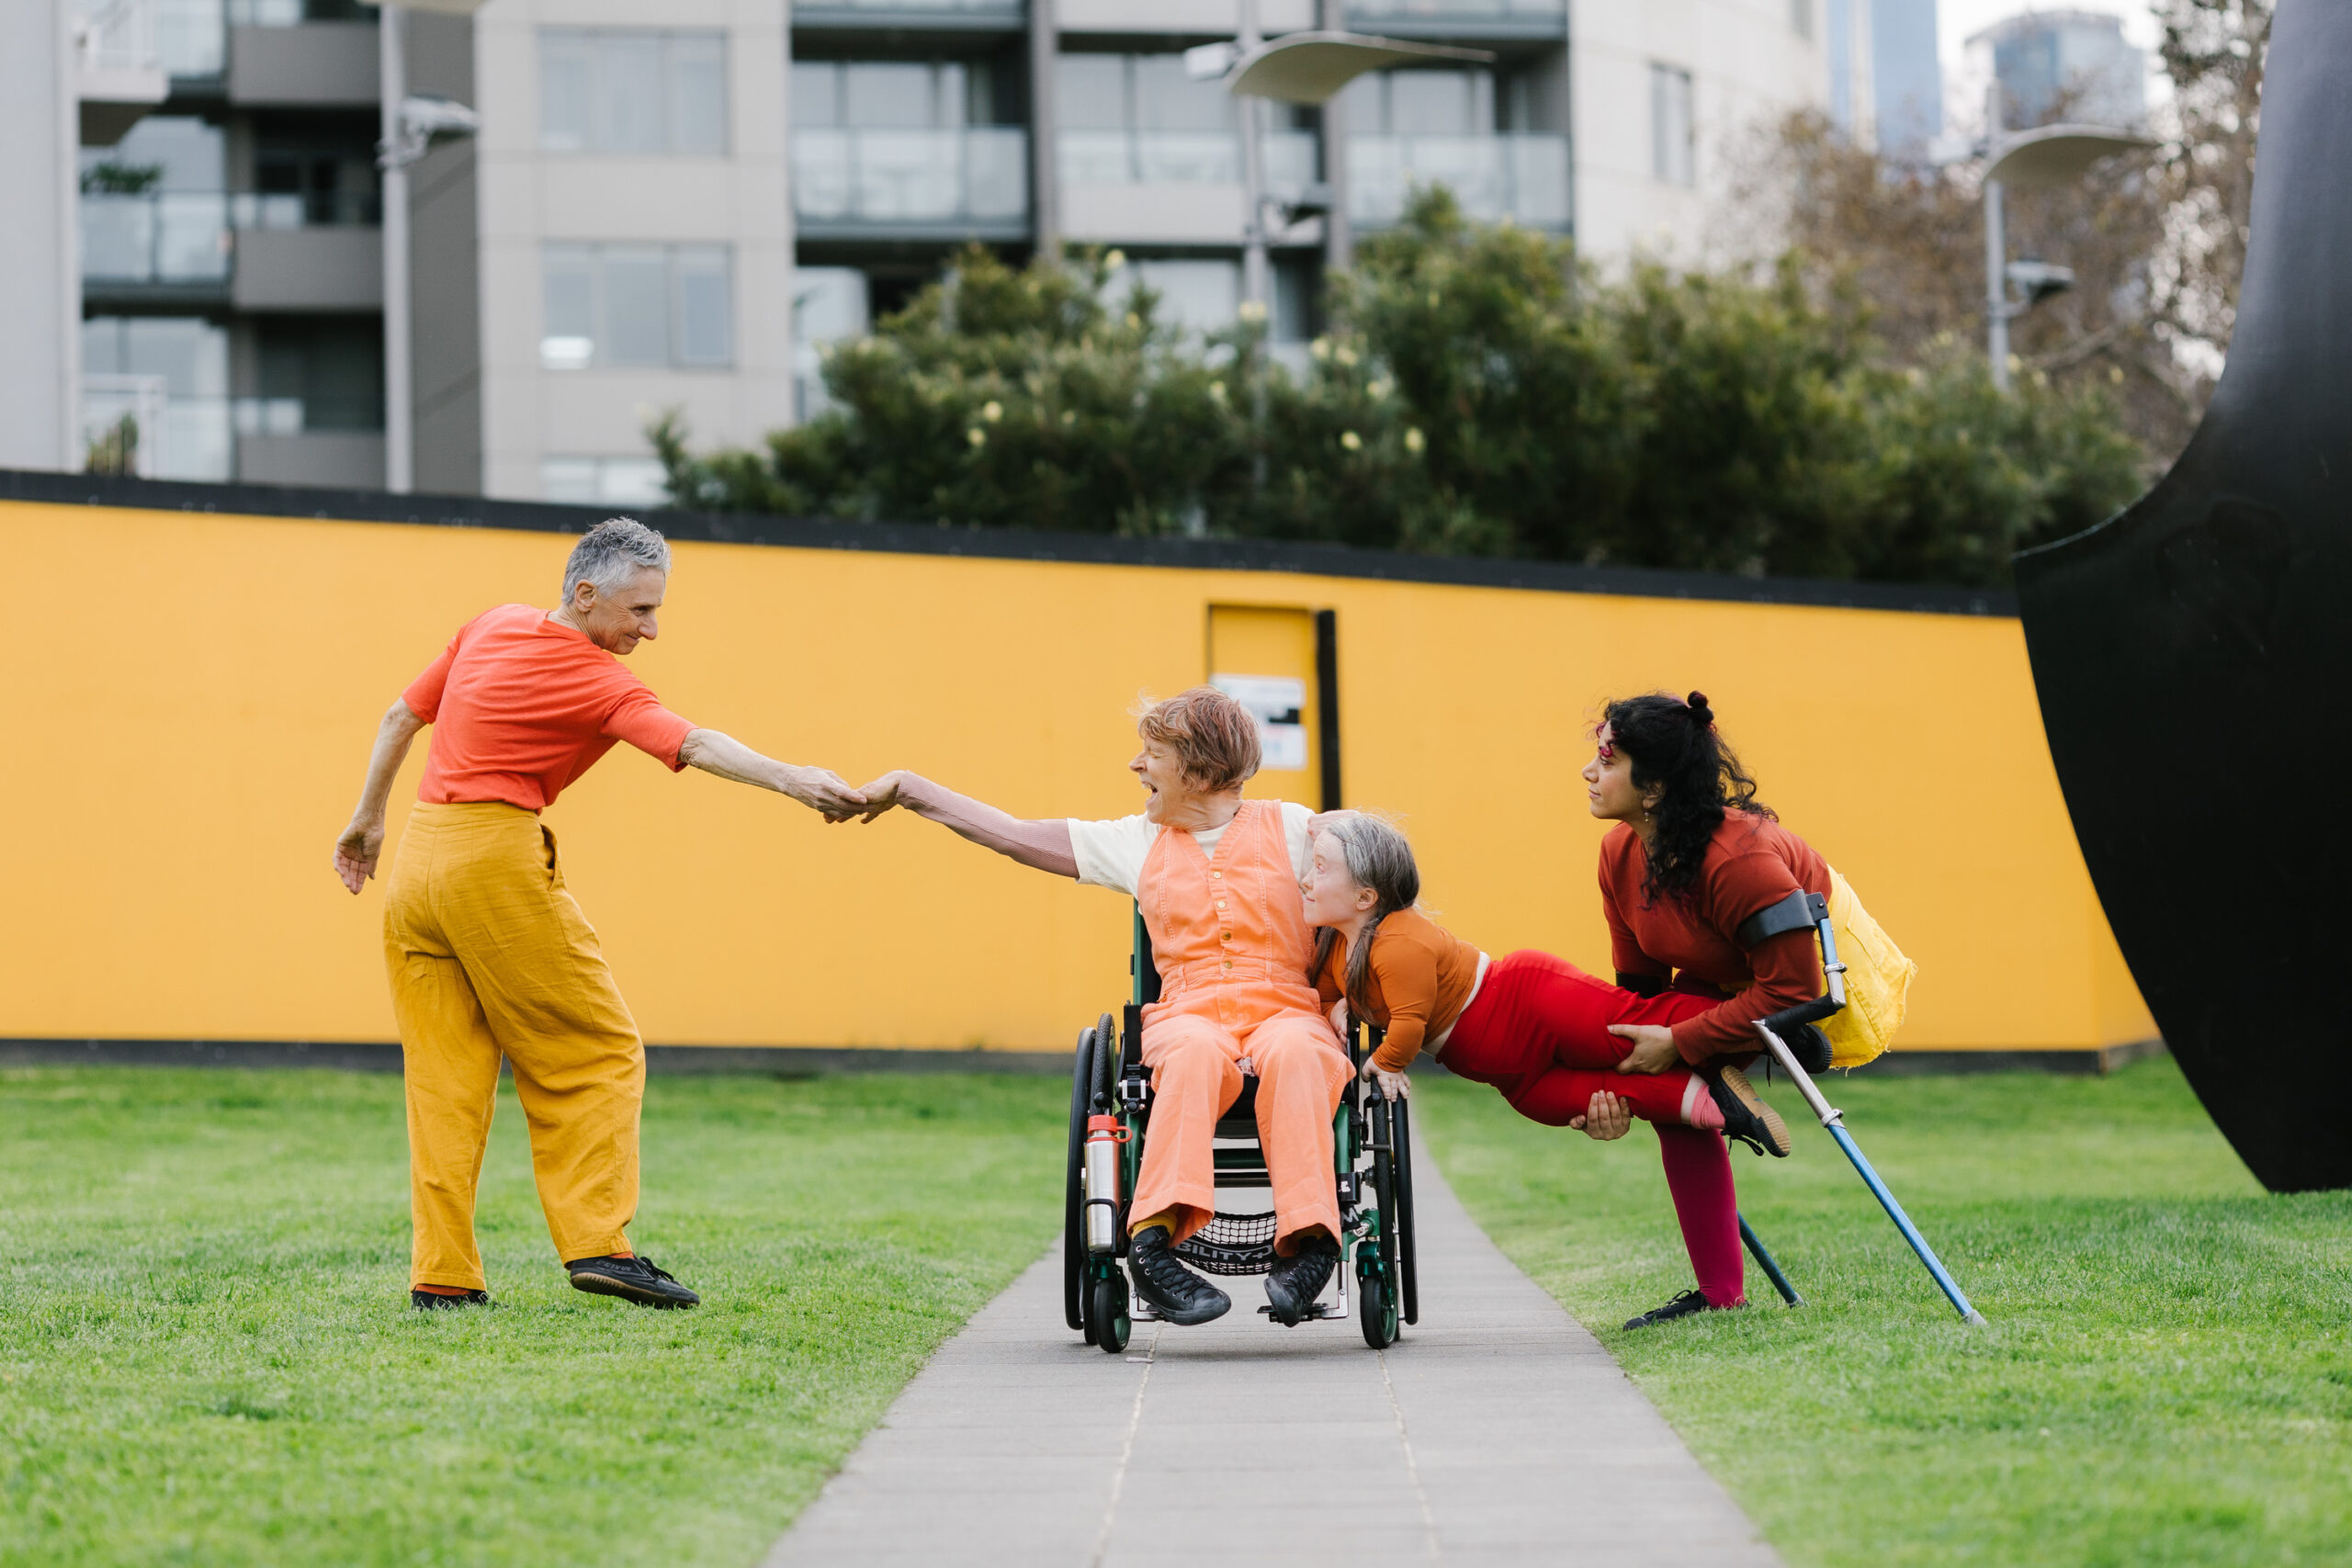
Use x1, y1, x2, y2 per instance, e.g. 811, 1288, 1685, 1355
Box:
1346, 0, 1566, 21
76, 0, 158, 73
82, 192, 232, 284
81, 189, 378, 285
1346, 132, 1569, 229
82, 381, 232, 480
1057, 129, 1317, 186
793, 127, 1028, 230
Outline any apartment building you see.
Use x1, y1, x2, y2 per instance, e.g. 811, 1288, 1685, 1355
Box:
12, 0, 1829, 500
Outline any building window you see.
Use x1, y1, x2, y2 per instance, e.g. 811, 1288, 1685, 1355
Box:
540, 30, 728, 154
541, 244, 733, 370
789, 59, 1000, 130
1792, 0, 1813, 40
1650, 63, 1695, 186
81, 316, 232, 480
542, 457, 672, 505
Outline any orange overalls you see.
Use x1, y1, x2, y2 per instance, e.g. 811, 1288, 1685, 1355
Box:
1129, 800, 1351, 1252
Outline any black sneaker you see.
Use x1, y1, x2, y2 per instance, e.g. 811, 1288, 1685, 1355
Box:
566, 1254, 700, 1309
411, 1288, 489, 1311
1708, 1065, 1792, 1157
1784, 1023, 1833, 1075
1126, 1225, 1231, 1325
1264, 1234, 1340, 1325
1623, 1288, 1744, 1330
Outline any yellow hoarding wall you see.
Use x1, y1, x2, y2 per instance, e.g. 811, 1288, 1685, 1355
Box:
1, 500, 2152, 1054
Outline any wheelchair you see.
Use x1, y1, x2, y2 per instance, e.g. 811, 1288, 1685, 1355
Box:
1063, 909, 1419, 1354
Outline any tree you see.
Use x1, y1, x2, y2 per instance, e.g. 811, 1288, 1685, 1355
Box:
655, 191, 2143, 588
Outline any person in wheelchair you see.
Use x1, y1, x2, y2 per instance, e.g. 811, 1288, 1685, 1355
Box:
1301, 812, 1792, 1309
842, 687, 1351, 1328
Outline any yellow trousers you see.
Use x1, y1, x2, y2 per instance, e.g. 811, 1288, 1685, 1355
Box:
382, 802, 644, 1290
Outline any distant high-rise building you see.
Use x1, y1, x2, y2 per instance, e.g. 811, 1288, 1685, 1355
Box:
1826, 0, 1941, 155
1972, 9, 2147, 131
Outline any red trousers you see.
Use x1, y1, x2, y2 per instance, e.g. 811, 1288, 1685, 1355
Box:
1442, 950, 1747, 1307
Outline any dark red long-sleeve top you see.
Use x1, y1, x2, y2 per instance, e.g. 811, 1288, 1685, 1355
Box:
1600, 811, 1831, 1065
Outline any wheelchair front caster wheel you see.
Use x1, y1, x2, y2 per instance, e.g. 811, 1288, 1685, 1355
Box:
1359, 1267, 1399, 1349
1090, 1272, 1132, 1354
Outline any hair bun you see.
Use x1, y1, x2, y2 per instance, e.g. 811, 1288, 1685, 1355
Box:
1684, 691, 1713, 725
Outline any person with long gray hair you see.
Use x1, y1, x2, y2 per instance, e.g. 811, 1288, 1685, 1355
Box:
332, 517, 867, 1314
1301, 810, 1791, 1326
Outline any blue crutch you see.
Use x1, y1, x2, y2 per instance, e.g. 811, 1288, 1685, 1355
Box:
1741, 893, 1985, 1325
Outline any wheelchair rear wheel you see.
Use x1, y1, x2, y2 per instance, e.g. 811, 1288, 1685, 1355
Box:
1064, 1026, 1095, 1336
1393, 1098, 1419, 1325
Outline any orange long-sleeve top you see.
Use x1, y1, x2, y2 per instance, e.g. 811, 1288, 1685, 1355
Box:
1599, 812, 1830, 1065
1310, 906, 1485, 1074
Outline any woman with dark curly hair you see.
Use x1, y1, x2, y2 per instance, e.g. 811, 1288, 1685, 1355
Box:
1579, 690, 1837, 1327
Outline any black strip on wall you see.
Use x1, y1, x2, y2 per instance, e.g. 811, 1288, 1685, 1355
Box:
3, 468, 2019, 618
1315, 607, 1342, 811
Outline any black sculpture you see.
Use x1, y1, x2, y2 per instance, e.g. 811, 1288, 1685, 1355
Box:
2016, 0, 2348, 1192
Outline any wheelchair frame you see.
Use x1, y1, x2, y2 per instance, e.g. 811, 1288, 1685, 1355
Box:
1062, 907, 1419, 1353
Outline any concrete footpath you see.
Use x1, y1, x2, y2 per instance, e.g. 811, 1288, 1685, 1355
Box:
763, 1135, 1781, 1568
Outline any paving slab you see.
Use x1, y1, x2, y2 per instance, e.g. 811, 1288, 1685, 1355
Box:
763, 1132, 1781, 1568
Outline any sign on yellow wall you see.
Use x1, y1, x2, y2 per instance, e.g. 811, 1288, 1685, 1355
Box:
0, 497, 2151, 1055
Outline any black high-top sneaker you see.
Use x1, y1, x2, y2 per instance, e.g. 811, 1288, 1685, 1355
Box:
1126, 1225, 1231, 1325
566, 1254, 700, 1308
1623, 1288, 1745, 1330
1707, 1065, 1792, 1157
410, 1288, 490, 1311
1263, 1234, 1340, 1325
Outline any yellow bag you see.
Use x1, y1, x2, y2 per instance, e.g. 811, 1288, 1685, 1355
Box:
1819, 868, 1917, 1068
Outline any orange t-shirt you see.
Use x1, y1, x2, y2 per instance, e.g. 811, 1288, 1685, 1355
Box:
402, 604, 696, 811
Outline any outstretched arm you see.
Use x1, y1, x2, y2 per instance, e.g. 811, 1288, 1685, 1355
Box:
676, 728, 868, 816
847, 770, 1078, 878
334, 698, 427, 893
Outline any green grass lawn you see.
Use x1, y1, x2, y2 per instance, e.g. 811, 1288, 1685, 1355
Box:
1417, 1056, 2352, 1568
0, 1066, 1064, 1568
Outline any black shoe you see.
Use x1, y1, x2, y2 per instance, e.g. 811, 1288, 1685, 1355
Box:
566, 1253, 700, 1309
1623, 1288, 1743, 1330
411, 1288, 489, 1311
1784, 1023, 1833, 1075
1263, 1234, 1340, 1325
1126, 1225, 1231, 1325
1708, 1065, 1792, 1158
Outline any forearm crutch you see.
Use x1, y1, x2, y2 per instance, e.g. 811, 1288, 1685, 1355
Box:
1747, 896, 1985, 1325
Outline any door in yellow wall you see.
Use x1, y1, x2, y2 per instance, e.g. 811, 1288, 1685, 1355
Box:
1207, 604, 1319, 805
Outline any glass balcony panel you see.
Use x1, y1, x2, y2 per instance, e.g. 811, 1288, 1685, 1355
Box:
1347, 0, 1565, 17
1345, 132, 1569, 230
1133, 131, 1238, 185
1057, 130, 1132, 184
81, 197, 159, 281
793, 129, 1028, 227
81, 193, 232, 282
156, 193, 233, 279
154, 0, 222, 75
804, 0, 1021, 10
791, 130, 854, 220
157, 396, 233, 479
966, 127, 1029, 219
853, 130, 964, 220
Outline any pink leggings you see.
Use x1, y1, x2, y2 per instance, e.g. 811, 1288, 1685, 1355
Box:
1441, 950, 1746, 1307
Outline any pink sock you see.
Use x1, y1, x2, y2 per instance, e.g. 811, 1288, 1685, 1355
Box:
1680, 1076, 1724, 1131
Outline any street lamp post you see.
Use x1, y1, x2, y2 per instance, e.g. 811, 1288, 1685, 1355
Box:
375, 0, 485, 493
1980, 85, 2155, 392
1191, 28, 1494, 318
